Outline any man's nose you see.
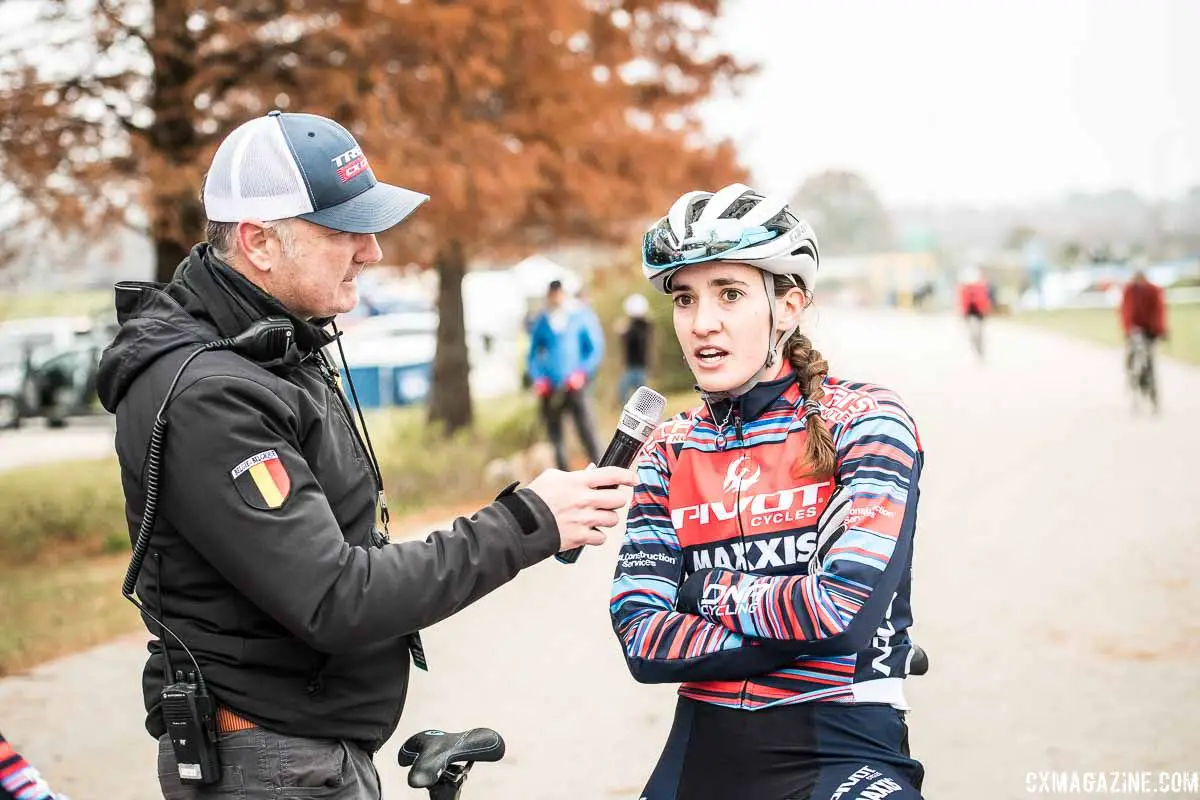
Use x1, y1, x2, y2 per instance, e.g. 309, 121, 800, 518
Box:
358, 234, 383, 264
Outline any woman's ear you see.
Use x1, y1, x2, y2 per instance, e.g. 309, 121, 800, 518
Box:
775, 285, 807, 333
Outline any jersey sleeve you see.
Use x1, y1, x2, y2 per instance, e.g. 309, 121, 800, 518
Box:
609, 418, 804, 684
675, 396, 922, 657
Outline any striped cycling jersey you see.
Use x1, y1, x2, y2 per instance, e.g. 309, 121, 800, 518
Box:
609, 372, 924, 711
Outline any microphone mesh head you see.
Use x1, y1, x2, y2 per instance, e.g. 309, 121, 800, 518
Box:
619, 386, 667, 443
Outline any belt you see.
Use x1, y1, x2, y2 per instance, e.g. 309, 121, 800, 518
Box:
215, 706, 258, 734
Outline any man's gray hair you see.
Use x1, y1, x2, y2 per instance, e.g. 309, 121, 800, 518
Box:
205, 218, 297, 262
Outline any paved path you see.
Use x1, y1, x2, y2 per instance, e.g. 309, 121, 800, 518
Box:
0, 416, 115, 472
2, 308, 1197, 798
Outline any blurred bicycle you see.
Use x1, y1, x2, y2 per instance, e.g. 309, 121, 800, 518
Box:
1126, 328, 1158, 413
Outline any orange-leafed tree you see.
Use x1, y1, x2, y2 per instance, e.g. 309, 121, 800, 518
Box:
0, 0, 750, 432
365, 1, 750, 430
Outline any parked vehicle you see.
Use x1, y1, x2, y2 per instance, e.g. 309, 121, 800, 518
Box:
20, 338, 105, 427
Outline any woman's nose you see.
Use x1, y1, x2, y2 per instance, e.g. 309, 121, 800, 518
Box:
691, 296, 721, 335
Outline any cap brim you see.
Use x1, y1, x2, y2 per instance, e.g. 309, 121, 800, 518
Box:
298, 182, 429, 234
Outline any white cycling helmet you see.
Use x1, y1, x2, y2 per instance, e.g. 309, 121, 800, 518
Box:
641, 184, 821, 397
641, 183, 820, 294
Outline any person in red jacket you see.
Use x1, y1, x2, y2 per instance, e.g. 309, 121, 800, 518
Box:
956, 267, 992, 358
1120, 271, 1167, 341
1120, 270, 1168, 411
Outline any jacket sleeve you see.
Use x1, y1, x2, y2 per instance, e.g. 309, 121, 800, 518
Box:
0, 731, 66, 800
1120, 286, 1134, 336
1152, 285, 1167, 337
609, 429, 807, 684
526, 316, 547, 383
578, 308, 605, 378
676, 403, 922, 658
155, 373, 561, 654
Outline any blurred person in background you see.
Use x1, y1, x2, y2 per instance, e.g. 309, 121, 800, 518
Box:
526, 279, 604, 470
95, 111, 633, 799
956, 266, 991, 359
1120, 269, 1168, 410
610, 184, 925, 799
615, 292, 653, 405
1, 730, 68, 800
1120, 269, 1167, 347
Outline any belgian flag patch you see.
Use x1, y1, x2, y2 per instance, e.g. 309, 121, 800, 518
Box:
231, 449, 291, 510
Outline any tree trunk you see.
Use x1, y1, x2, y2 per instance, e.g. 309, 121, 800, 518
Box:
153, 222, 191, 283
428, 239, 473, 432
149, 0, 202, 283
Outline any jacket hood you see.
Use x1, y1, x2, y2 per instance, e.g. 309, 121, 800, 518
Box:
96, 244, 335, 412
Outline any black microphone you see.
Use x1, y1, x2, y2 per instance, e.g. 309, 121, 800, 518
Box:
556, 386, 667, 564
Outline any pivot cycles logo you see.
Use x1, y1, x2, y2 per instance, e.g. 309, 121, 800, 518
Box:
671, 479, 833, 533
722, 455, 761, 494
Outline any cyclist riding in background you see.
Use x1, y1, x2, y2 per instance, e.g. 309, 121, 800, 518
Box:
956, 266, 991, 359
609, 184, 926, 799
1120, 270, 1168, 350
1120, 270, 1168, 412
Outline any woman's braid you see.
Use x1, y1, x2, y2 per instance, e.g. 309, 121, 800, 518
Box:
785, 329, 836, 479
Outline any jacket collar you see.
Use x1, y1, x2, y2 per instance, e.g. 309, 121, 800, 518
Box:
174, 243, 336, 356
700, 369, 798, 426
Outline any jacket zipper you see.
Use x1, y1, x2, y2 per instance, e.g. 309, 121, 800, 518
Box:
730, 405, 753, 711
314, 351, 390, 543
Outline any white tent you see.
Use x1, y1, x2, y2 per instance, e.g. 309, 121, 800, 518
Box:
510, 254, 582, 298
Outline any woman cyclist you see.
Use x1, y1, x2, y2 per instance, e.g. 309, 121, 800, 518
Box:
609, 184, 925, 799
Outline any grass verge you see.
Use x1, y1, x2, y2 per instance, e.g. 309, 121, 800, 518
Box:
1012, 303, 1200, 365
0, 555, 135, 676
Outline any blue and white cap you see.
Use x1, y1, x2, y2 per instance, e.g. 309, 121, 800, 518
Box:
203, 111, 429, 234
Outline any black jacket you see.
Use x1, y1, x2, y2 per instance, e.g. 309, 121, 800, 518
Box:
96, 245, 560, 751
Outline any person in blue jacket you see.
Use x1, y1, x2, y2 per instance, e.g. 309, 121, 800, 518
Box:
527, 280, 604, 470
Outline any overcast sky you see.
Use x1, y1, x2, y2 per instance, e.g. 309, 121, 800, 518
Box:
697, 0, 1199, 207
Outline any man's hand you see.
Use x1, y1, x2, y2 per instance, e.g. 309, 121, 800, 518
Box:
532, 377, 552, 398
527, 465, 635, 552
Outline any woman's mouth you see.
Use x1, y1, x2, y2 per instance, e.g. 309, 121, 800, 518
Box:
693, 346, 729, 368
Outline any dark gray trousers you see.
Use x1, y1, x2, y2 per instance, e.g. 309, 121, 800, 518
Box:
158, 728, 381, 799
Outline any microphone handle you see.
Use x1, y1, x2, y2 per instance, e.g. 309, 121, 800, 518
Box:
555, 431, 643, 564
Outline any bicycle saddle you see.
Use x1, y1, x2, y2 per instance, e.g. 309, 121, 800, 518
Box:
910, 643, 930, 676
397, 728, 506, 788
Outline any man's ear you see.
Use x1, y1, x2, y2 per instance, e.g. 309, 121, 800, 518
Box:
236, 221, 273, 274
775, 285, 808, 332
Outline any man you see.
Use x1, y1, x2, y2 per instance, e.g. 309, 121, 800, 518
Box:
615, 292, 652, 406
956, 266, 992, 359
1120, 269, 1168, 410
1120, 269, 1168, 343
95, 111, 633, 798
526, 279, 604, 470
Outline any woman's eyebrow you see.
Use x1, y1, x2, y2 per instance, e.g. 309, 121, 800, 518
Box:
711, 277, 751, 288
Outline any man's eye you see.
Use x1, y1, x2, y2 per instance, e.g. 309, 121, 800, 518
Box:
672, 294, 694, 308
720, 289, 743, 302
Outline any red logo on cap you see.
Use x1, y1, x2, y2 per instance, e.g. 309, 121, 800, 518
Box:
332, 146, 369, 183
